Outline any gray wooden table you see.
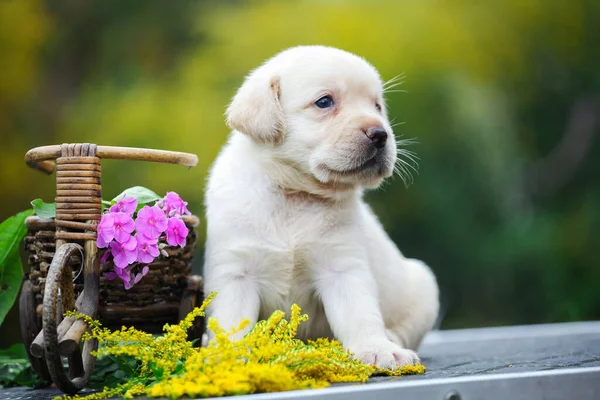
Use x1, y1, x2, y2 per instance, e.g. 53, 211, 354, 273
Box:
3, 321, 600, 400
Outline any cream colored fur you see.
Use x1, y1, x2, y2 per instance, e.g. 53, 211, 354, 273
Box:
204, 45, 439, 368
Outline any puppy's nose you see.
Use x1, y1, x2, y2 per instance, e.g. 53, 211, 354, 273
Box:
365, 127, 388, 149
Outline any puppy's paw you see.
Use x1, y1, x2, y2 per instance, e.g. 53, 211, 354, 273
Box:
348, 339, 420, 369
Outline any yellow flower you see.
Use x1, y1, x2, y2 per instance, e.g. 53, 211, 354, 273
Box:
59, 293, 424, 399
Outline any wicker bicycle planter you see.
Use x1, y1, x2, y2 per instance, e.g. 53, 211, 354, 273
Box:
18, 143, 205, 395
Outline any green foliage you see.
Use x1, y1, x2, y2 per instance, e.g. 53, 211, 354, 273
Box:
30, 199, 55, 219
0, 344, 38, 388
0, 210, 33, 326
0, 344, 141, 389
111, 186, 162, 209
87, 355, 138, 390
102, 200, 112, 212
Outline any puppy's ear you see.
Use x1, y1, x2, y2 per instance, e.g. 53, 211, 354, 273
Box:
226, 71, 285, 144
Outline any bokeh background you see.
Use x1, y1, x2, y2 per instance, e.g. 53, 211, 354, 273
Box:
1, 0, 599, 344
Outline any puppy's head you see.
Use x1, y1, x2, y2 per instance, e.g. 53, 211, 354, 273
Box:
227, 46, 405, 190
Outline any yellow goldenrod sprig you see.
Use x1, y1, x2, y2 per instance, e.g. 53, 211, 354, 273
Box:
57, 293, 424, 400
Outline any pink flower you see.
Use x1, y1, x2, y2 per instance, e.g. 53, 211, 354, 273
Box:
166, 217, 189, 247
109, 194, 138, 216
115, 265, 134, 289
160, 192, 190, 217
110, 235, 138, 269
100, 249, 112, 263
136, 234, 160, 264
113, 264, 149, 290
104, 272, 117, 280
133, 265, 150, 285
136, 205, 168, 239
112, 212, 135, 243
97, 214, 115, 248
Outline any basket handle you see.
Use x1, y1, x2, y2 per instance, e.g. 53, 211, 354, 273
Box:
25, 145, 198, 174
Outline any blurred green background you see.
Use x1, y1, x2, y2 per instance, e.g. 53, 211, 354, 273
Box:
1, 0, 599, 344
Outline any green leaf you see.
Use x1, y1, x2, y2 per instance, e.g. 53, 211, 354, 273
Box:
0, 344, 39, 388
0, 343, 28, 360
88, 355, 120, 389
101, 200, 113, 212
87, 353, 137, 389
11, 365, 38, 387
111, 186, 161, 206
30, 199, 56, 219
149, 361, 164, 380
0, 210, 33, 327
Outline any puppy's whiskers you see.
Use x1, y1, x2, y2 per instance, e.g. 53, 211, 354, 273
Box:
383, 73, 406, 88
384, 89, 408, 94
393, 137, 419, 187
396, 137, 418, 147
383, 73, 407, 95
390, 121, 405, 129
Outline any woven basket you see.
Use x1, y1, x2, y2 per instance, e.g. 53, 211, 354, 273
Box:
23, 215, 204, 333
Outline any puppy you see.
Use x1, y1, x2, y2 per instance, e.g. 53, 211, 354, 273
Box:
204, 45, 439, 368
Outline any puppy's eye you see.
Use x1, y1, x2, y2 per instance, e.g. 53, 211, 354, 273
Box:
315, 95, 334, 109
375, 103, 382, 112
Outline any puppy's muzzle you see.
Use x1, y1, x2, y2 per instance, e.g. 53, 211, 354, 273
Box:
364, 126, 388, 149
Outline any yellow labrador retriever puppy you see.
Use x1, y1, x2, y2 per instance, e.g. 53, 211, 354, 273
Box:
204, 46, 439, 368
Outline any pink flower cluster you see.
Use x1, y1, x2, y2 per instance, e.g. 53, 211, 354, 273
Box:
97, 192, 190, 289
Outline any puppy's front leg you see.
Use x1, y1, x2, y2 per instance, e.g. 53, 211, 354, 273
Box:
316, 260, 419, 368
205, 273, 260, 342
